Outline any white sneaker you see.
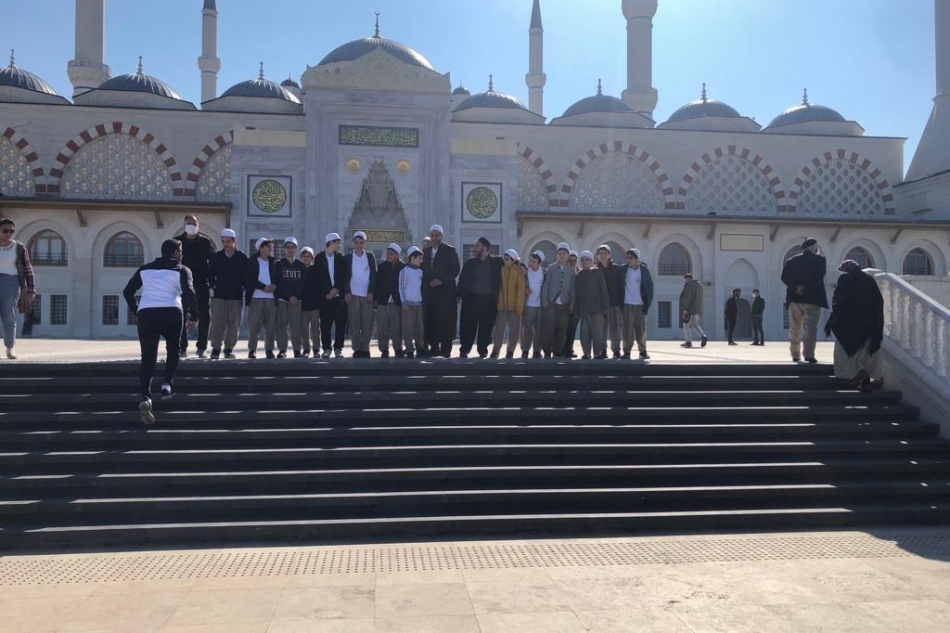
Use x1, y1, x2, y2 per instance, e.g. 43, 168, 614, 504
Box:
5, 348, 15, 360
160, 383, 174, 399
139, 398, 155, 425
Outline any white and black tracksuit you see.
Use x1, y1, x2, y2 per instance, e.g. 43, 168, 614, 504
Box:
123, 257, 198, 399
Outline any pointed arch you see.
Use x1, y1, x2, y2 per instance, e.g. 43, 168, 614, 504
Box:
48, 122, 184, 196
517, 146, 558, 209
789, 149, 895, 216
675, 145, 785, 212
0, 127, 43, 194
559, 141, 674, 210
185, 130, 234, 198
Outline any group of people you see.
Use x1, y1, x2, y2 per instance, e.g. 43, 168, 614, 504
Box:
677, 279, 766, 348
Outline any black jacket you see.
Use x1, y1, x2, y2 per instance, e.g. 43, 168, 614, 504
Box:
599, 261, 625, 308
724, 296, 739, 319
244, 253, 278, 306
344, 251, 378, 298
275, 258, 306, 302
303, 250, 347, 311
573, 267, 610, 318
457, 255, 503, 299
825, 270, 884, 357
174, 232, 216, 286
123, 256, 198, 320
375, 259, 404, 305
751, 296, 765, 317
210, 249, 249, 301
782, 250, 828, 308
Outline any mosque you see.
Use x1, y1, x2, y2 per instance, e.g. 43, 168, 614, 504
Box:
1, 0, 948, 339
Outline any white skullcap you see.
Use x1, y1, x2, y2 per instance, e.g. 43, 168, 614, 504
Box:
407, 246, 422, 257
429, 224, 444, 235
557, 242, 570, 252
301, 247, 314, 256
505, 248, 519, 260
387, 243, 402, 255
254, 237, 269, 251
532, 250, 545, 262
597, 244, 611, 253
284, 236, 298, 246
580, 250, 594, 260
325, 232, 341, 243
569, 249, 579, 258
353, 231, 367, 240
220, 228, 236, 239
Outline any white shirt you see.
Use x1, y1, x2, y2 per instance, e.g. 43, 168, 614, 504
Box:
252, 258, 273, 299
526, 267, 544, 308
326, 252, 336, 286
0, 243, 17, 276
624, 266, 643, 305
399, 266, 424, 305
350, 252, 370, 297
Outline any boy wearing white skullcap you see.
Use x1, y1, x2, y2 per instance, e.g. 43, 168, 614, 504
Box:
491, 248, 527, 359
208, 227, 248, 359
400, 246, 426, 358
245, 238, 278, 359
596, 244, 625, 359
574, 250, 610, 359
345, 231, 377, 358
375, 243, 405, 358
521, 250, 547, 358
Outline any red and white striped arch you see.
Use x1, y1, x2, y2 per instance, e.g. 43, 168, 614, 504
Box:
1, 127, 45, 194
789, 149, 895, 216
675, 145, 786, 212
518, 146, 559, 209
559, 141, 675, 210
184, 131, 234, 198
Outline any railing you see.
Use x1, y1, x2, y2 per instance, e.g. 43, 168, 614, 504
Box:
876, 272, 950, 381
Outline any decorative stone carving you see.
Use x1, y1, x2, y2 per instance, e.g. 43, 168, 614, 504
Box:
196, 144, 231, 202
302, 47, 451, 94
797, 159, 883, 216
686, 155, 776, 216
0, 136, 35, 197
61, 134, 173, 200
347, 159, 409, 242
518, 156, 548, 211
571, 151, 664, 214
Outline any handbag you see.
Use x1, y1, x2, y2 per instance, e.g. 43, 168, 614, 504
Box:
682, 312, 691, 324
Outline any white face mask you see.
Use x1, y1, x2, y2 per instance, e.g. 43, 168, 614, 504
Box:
184, 225, 199, 236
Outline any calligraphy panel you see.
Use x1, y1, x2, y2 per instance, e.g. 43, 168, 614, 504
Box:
338, 125, 419, 148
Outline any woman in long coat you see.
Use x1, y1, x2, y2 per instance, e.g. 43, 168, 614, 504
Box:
824, 260, 884, 391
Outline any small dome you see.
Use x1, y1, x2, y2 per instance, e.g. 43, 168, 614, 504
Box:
455, 76, 526, 112
280, 77, 300, 89
453, 84, 471, 97
666, 84, 741, 123
97, 58, 183, 100
0, 51, 59, 96
767, 90, 846, 127
562, 80, 634, 117
222, 66, 301, 104
319, 36, 434, 71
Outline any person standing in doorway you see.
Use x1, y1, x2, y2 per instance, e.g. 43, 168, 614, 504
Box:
596, 245, 624, 359
175, 215, 215, 358
208, 228, 247, 360
123, 239, 197, 425
679, 273, 707, 348
375, 243, 404, 358
344, 231, 377, 358
457, 237, 503, 359
0, 218, 36, 360
724, 288, 740, 345
781, 238, 828, 363
422, 224, 460, 358
244, 238, 278, 359
312, 233, 347, 359
521, 251, 546, 359
621, 249, 653, 360
275, 237, 305, 358
751, 289, 765, 345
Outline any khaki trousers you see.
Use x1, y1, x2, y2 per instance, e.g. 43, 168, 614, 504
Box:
833, 340, 882, 382
402, 305, 424, 353
788, 302, 822, 360
377, 302, 402, 353
247, 298, 276, 353
622, 304, 647, 354
683, 314, 706, 343
301, 309, 320, 353
521, 305, 543, 356
209, 298, 243, 352
276, 301, 302, 353
580, 312, 606, 358
347, 295, 375, 353
492, 310, 522, 356
603, 306, 622, 354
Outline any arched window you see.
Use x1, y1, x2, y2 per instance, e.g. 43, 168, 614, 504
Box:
104, 232, 144, 268
845, 247, 874, 270
657, 243, 692, 276
28, 230, 68, 266
903, 248, 934, 276
529, 240, 558, 267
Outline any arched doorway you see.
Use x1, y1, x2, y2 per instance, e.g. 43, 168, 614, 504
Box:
725, 259, 758, 340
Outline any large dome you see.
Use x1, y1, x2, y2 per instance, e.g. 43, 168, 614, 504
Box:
562, 82, 634, 117
0, 57, 59, 96
666, 84, 741, 123
97, 62, 183, 101
767, 90, 846, 128
221, 77, 300, 104
318, 36, 434, 71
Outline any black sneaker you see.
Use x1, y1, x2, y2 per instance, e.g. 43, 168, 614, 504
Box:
293, 351, 302, 359
160, 383, 174, 400
394, 350, 405, 359
701, 336, 708, 348
533, 352, 542, 359
210, 348, 221, 360
179, 349, 189, 359
639, 351, 650, 360
224, 349, 235, 359
277, 351, 287, 359
265, 350, 276, 359
612, 350, 621, 359
490, 352, 499, 359
405, 350, 415, 359
248, 351, 257, 359
459, 352, 469, 359
620, 352, 630, 360
681, 342, 693, 348
380, 350, 390, 358
139, 398, 155, 425
321, 350, 331, 359
196, 349, 206, 358
505, 351, 514, 359
302, 349, 311, 358
805, 357, 818, 364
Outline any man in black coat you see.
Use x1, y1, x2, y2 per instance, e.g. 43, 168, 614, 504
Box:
208, 228, 248, 359
723, 288, 741, 345
824, 260, 884, 390
175, 214, 216, 357
457, 236, 503, 359
306, 232, 348, 359
422, 224, 460, 358
750, 289, 765, 345
781, 237, 828, 363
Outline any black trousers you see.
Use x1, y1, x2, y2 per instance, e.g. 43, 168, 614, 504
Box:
320, 297, 347, 352
459, 295, 496, 356
179, 283, 210, 352
751, 315, 764, 343
138, 307, 183, 399
725, 316, 737, 343
562, 312, 580, 356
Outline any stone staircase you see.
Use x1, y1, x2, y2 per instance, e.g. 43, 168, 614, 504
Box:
1, 360, 948, 550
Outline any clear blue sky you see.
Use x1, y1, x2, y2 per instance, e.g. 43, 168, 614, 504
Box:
2, 0, 936, 173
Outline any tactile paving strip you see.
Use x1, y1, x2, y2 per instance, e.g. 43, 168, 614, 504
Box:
1, 532, 948, 585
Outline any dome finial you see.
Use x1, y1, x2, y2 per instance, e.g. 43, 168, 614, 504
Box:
597, 78, 602, 95
701, 82, 707, 103
802, 87, 809, 106
8, 49, 14, 68
259, 61, 265, 80
488, 74, 494, 91
137, 56, 143, 74
374, 12, 380, 38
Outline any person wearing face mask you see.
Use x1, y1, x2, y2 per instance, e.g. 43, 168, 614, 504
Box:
123, 239, 198, 425
174, 215, 215, 358
208, 228, 248, 360
0, 218, 36, 360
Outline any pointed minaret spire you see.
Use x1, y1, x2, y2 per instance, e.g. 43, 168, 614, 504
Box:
597, 78, 603, 95
802, 88, 809, 106
137, 56, 144, 74
374, 12, 381, 37
526, 0, 546, 116
701, 82, 707, 102
8, 49, 14, 68
258, 61, 265, 80
199, 0, 221, 104
68, 0, 111, 97
488, 74, 494, 92
621, 0, 659, 120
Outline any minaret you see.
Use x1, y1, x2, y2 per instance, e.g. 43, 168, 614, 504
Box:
525, 0, 546, 116
67, 0, 110, 97
198, 0, 220, 104
907, 0, 950, 181
621, 0, 659, 119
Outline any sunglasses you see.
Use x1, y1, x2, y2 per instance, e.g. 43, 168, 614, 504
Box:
0, 228, 14, 234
